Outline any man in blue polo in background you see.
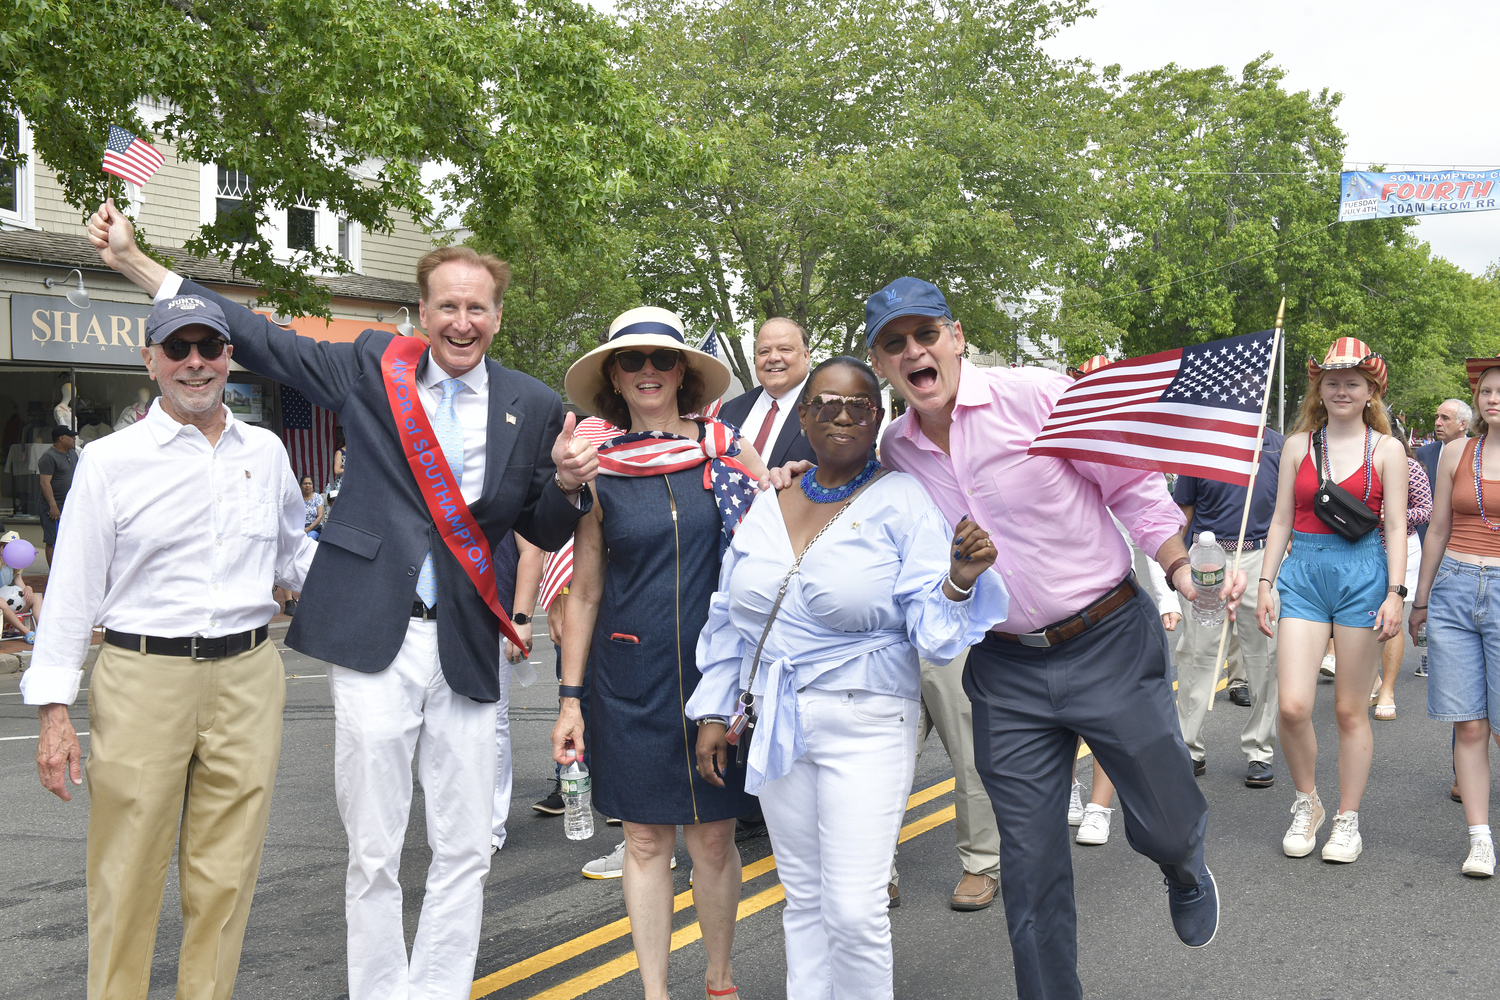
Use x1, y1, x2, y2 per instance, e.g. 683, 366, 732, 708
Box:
1173, 426, 1283, 789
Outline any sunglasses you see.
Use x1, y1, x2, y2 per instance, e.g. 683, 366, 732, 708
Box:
159, 337, 228, 361
875, 326, 944, 356
807, 393, 879, 426
614, 349, 682, 373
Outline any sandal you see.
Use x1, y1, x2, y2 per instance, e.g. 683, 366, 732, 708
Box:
1374, 702, 1396, 721
707, 986, 740, 997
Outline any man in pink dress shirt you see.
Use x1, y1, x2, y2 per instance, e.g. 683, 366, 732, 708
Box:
864, 278, 1244, 1000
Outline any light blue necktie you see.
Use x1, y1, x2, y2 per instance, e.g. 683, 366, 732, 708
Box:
415, 378, 465, 608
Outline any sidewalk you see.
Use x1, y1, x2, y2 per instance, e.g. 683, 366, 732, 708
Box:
0, 610, 295, 675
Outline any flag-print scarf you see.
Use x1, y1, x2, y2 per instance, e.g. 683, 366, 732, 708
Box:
596, 418, 759, 556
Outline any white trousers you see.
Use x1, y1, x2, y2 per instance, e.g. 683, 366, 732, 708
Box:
492, 663, 513, 849
330, 619, 498, 1000
759, 688, 919, 1000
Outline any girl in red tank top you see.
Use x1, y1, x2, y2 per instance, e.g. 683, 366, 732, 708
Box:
1254, 338, 1409, 864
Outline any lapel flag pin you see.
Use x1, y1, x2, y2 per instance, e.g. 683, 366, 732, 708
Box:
506, 413, 517, 424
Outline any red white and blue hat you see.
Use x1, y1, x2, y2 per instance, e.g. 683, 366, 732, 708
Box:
564, 306, 731, 416
1307, 337, 1387, 395
1067, 355, 1111, 379
1465, 357, 1500, 393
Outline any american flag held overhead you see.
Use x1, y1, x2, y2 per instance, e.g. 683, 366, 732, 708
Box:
101, 125, 165, 187
1029, 329, 1280, 487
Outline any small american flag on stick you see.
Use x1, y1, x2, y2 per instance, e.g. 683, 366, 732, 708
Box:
101, 125, 165, 187
1028, 329, 1279, 487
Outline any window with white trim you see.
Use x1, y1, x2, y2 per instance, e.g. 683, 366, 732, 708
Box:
0, 110, 34, 226
199, 163, 360, 269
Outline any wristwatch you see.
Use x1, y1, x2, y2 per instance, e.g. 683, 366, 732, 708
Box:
512, 612, 531, 625
1388, 585, 1408, 599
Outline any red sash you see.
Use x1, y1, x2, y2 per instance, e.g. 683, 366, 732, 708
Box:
381, 336, 529, 652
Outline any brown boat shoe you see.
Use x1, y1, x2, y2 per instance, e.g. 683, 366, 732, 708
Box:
950, 871, 999, 911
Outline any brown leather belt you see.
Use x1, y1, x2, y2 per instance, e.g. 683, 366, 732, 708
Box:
992, 577, 1137, 648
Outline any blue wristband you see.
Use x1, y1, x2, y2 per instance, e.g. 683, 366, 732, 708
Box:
558, 684, 585, 700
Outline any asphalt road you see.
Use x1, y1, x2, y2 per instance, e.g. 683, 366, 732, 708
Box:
2, 634, 1496, 1000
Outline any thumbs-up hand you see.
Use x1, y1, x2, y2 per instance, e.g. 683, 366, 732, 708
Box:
551, 410, 598, 493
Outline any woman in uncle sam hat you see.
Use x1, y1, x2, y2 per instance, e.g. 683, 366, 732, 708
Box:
1254, 336, 1408, 865
1408, 356, 1500, 877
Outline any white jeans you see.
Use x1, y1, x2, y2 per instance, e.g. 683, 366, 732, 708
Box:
492, 662, 513, 849
759, 687, 919, 1000
330, 619, 498, 1000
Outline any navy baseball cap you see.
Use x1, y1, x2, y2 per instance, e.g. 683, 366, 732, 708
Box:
145, 294, 231, 344
864, 277, 952, 347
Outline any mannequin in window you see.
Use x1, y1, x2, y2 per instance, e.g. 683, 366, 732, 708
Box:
54, 383, 74, 431
114, 388, 152, 430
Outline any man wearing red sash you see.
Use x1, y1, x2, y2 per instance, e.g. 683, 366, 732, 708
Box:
89, 200, 598, 1000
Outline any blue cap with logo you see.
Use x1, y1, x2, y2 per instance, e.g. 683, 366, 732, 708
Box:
864, 277, 952, 347
145, 294, 232, 345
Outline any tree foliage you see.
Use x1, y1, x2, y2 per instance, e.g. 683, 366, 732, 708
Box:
1, 0, 701, 317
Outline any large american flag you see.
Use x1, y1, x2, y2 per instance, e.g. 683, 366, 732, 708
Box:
691, 324, 723, 418
539, 416, 620, 609
101, 125, 165, 187
281, 386, 338, 490
1028, 329, 1278, 486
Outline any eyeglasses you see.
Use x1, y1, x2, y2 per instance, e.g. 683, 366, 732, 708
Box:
875, 327, 944, 356
807, 394, 878, 426
159, 337, 228, 361
614, 349, 681, 373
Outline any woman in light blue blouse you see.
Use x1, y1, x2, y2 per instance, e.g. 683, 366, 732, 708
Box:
688, 357, 1007, 1000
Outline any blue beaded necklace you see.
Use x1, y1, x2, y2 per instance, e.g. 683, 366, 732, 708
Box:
1472, 433, 1500, 531
800, 458, 881, 504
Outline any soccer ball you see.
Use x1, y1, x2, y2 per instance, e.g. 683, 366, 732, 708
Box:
0, 586, 24, 613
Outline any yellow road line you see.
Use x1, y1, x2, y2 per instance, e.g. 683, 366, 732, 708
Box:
472, 779, 958, 999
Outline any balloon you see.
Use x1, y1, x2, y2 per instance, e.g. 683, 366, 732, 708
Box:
3, 539, 36, 570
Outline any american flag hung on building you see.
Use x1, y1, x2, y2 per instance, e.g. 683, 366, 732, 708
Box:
101, 126, 165, 187
1028, 330, 1278, 487
281, 386, 338, 490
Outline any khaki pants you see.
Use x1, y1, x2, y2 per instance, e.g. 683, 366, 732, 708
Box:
85, 637, 285, 1000
892, 648, 1001, 883
1176, 546, 1278, 765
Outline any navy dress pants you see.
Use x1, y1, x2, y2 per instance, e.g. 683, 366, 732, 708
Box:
964, 579, 1208, 1000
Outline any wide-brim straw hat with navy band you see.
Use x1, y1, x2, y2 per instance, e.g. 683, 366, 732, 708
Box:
1307, 337, 1387, 395
565, 306, 732, 418
1466, 357, 1500, 393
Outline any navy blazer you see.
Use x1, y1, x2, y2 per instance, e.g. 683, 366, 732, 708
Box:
186, 280, 587, 701
719, 386, 816, 468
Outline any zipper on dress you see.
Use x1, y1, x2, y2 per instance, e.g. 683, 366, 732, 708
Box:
664, 477, 699, 823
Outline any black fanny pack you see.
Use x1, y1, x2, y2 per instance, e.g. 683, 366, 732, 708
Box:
1311, 429, 1380, 542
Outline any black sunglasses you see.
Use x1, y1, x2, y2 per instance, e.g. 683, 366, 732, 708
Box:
875, 327, 944, 356
159, 337, 228, 361
807, 393, 878, 426
615, 349, 681, 373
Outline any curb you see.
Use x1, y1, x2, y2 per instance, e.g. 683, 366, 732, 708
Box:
2, 620, 294, 677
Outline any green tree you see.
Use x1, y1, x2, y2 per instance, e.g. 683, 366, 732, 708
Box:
1, 0, 699, 317
620, 0, 1099, 389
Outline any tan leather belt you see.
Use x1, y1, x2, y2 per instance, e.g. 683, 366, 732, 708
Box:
992, 577, 1137, 648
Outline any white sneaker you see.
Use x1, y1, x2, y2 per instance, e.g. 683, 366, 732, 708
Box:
1068, 781, 1086, 826
1463, 837, 1496, 878
1076, 804, 1112, 845
1321, 811, 1363, 863
1282, 791, 1325, 857
581, 840, 677, 879
1319, 653, 1336, 677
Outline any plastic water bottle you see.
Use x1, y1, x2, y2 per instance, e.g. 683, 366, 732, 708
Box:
561, 744, 594, 841
1415, 622, 1428, 676
1189, 531, 1227, 627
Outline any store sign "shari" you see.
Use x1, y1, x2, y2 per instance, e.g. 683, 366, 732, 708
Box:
9, 293, 153, 366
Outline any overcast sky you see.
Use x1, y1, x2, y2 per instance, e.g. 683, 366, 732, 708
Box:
1041, 0, 1499, 276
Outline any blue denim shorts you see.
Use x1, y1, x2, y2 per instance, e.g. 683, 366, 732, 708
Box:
1276, 530, 1388, 628
1427, 556, 1500, 731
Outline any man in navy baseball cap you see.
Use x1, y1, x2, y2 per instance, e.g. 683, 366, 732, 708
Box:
864, 276, 952, 348
145, 293, 231, 344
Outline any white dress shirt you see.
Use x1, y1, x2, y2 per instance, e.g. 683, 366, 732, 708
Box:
20, 401, 317, 706
742, 373, 809, 455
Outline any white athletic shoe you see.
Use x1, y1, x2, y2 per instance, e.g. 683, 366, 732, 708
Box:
1319, 653, 1336, 677
581, 841, 677, 879
1283, 791, 1325, 858
1463, 837, 1496, 878
1321, 811, 1363, 863
1068, 781, 1086, 826
1076, 804, 1112, 845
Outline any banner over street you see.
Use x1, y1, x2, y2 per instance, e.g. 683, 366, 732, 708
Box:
1339, 169, 1500, 221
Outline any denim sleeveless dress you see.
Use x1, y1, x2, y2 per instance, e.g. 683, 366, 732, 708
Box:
589, 462, 756, 824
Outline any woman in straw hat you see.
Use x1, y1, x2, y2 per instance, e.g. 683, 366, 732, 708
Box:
1407, 358, 1500, 878
1254, 338, 1407, 864
551, 307, 766, 1000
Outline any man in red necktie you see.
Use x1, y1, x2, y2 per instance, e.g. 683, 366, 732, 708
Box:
720, 318, 815, 469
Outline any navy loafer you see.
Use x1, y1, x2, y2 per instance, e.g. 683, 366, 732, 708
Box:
1166, 867, 1218, 948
